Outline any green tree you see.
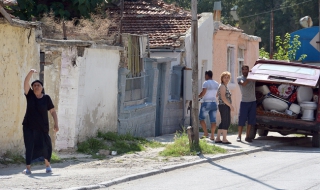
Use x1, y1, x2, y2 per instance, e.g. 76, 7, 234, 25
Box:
259, 48, 270, 59
273, 33, 307, 61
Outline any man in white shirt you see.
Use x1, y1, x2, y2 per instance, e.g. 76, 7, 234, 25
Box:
198, 70, 219, 140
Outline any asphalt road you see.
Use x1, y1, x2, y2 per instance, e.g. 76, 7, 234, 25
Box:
105, 145, 320, 190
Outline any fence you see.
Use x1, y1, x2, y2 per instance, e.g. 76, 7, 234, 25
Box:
125, 75, 149, 103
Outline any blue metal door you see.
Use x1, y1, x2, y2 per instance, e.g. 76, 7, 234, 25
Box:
155, 64, 164, 136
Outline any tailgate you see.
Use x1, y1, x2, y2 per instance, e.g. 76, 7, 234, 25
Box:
248, 60, 320, 87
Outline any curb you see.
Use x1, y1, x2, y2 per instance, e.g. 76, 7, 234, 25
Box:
66, 137, 310, 190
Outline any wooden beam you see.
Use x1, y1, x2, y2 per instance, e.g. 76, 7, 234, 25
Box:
0, 5, 13, 25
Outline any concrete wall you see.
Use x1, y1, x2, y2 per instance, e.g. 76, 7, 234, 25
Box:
46, 46, 119, 150
76, 48, 119, 142
0, 23, 39, 154
185, 13, 214, 92
212, 29, 260, 124
43, 49, 62, 149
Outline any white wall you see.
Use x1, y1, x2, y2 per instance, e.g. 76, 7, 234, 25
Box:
185, 13, 213, 92
55, 47, 120, 150
76, 48, 119, 143
150, 52, 181, 68
55, 47, 80, 150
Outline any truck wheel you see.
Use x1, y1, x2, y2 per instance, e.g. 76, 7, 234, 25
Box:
248, 126, 257, 139
258, 129, 269, 137
312, 133, 320, 148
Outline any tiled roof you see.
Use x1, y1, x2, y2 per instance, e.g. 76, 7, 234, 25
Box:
107, 0, 192, 48
219, 23, 243, 32
0, 0, 17, 6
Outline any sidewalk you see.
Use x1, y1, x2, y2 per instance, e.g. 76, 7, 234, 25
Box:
0, 132, 310, 190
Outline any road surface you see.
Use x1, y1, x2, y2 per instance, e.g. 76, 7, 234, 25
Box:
106, 145, 320, 190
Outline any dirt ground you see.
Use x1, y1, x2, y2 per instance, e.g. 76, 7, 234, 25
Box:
0, 147, 235, 189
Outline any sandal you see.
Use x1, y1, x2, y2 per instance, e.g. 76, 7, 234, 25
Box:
22, 169, 31, 175
215, 140, 222, 143
46, 166, 52, 173
222, 141, 232, 144
200, 135, 209, 139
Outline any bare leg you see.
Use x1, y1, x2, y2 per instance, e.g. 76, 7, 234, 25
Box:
222, 130, 228, 142
26, 165, 31, 171
200, 120, 208, 137
216, 129, 222, 141
238, 126, 243, 137
246, 125, 251, 138
45, 159, 50, 167
210, 123, 216, 139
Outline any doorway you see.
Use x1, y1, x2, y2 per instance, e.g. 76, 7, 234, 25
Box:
155, 63, 165, 136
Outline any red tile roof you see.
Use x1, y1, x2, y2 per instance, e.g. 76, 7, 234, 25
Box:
107, 1, 192, 48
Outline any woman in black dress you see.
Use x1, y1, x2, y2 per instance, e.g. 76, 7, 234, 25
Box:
22, 69, 59, 174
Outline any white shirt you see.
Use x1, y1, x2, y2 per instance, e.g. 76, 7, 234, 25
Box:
202, 79, 219, 102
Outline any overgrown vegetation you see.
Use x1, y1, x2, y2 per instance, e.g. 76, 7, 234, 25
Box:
0, 151, 61, 165
160, 132, 226, 157
77, 132, 164, 157
40, 12, 112, 41
273, 33, 307, 61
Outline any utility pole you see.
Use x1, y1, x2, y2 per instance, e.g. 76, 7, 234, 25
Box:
191, 0, 199, 144
270, 9, 274, 59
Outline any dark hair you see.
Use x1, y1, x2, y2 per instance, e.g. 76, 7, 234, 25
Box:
31, 80, 45, 94
242, 65, 249, 70
205, 70, 213, 78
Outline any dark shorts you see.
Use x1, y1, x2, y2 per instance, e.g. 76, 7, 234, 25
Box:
238, 101, 256, 127
218, 104, 230, 130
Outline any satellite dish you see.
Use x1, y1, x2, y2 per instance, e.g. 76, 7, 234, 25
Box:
300, 16, 313, 28
230, 6, 239, 21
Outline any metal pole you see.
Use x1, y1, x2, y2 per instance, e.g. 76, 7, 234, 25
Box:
191, 0, 199, 144
270, 10, 274, 59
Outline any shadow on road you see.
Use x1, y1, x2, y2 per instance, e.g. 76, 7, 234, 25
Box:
198, 154, 284, 190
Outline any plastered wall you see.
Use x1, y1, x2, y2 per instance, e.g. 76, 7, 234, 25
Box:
0, 23, 39, 154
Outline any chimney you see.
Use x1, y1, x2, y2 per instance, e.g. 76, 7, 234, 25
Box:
213, 1, 222, 21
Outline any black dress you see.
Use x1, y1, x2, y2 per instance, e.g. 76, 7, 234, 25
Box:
22, 89, 54, 165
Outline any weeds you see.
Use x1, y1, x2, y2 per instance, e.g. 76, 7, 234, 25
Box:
78, 132, 164, 157
0, 151, 62, 165
160, 132, 226, 157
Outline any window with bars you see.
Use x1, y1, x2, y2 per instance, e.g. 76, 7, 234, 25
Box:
238, 48, 245, 76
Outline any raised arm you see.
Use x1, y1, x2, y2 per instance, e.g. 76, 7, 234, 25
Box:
24, 69, 37, 95
238, 79, 250, 87
49, 108, 59, 132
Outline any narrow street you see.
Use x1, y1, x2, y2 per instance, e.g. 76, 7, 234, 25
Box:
107, 145, 320, 190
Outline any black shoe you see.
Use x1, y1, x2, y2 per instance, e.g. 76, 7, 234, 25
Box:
222, 141, 232, 144
236, 136, 241, 142
245, 138, 252, 143
215, 140, 223, 143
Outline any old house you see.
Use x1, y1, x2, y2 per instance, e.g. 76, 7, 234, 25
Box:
212, 8, 261, 124
0, 2, 41, 154
106, 1, 215, 137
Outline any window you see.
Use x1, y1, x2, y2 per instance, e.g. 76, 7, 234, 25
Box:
124, 35, 149, 106
238, 48, 245, 76
227, 47, 235, 83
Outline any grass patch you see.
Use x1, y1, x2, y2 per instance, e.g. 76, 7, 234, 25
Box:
160, 132, 226, 157
51, 152, 62, 163
0, 151, 25, 165
77, 132, 164, 157
0, 151, 61, 165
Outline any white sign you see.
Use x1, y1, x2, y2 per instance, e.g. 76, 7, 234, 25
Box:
310, 32, 320, 52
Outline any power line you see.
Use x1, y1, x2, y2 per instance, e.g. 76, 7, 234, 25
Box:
239, 0, 314, 19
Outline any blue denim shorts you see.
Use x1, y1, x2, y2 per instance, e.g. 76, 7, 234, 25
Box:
199, 102, 217, 123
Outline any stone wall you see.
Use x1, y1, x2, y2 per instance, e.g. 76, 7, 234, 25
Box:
0, 23, 39, 154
